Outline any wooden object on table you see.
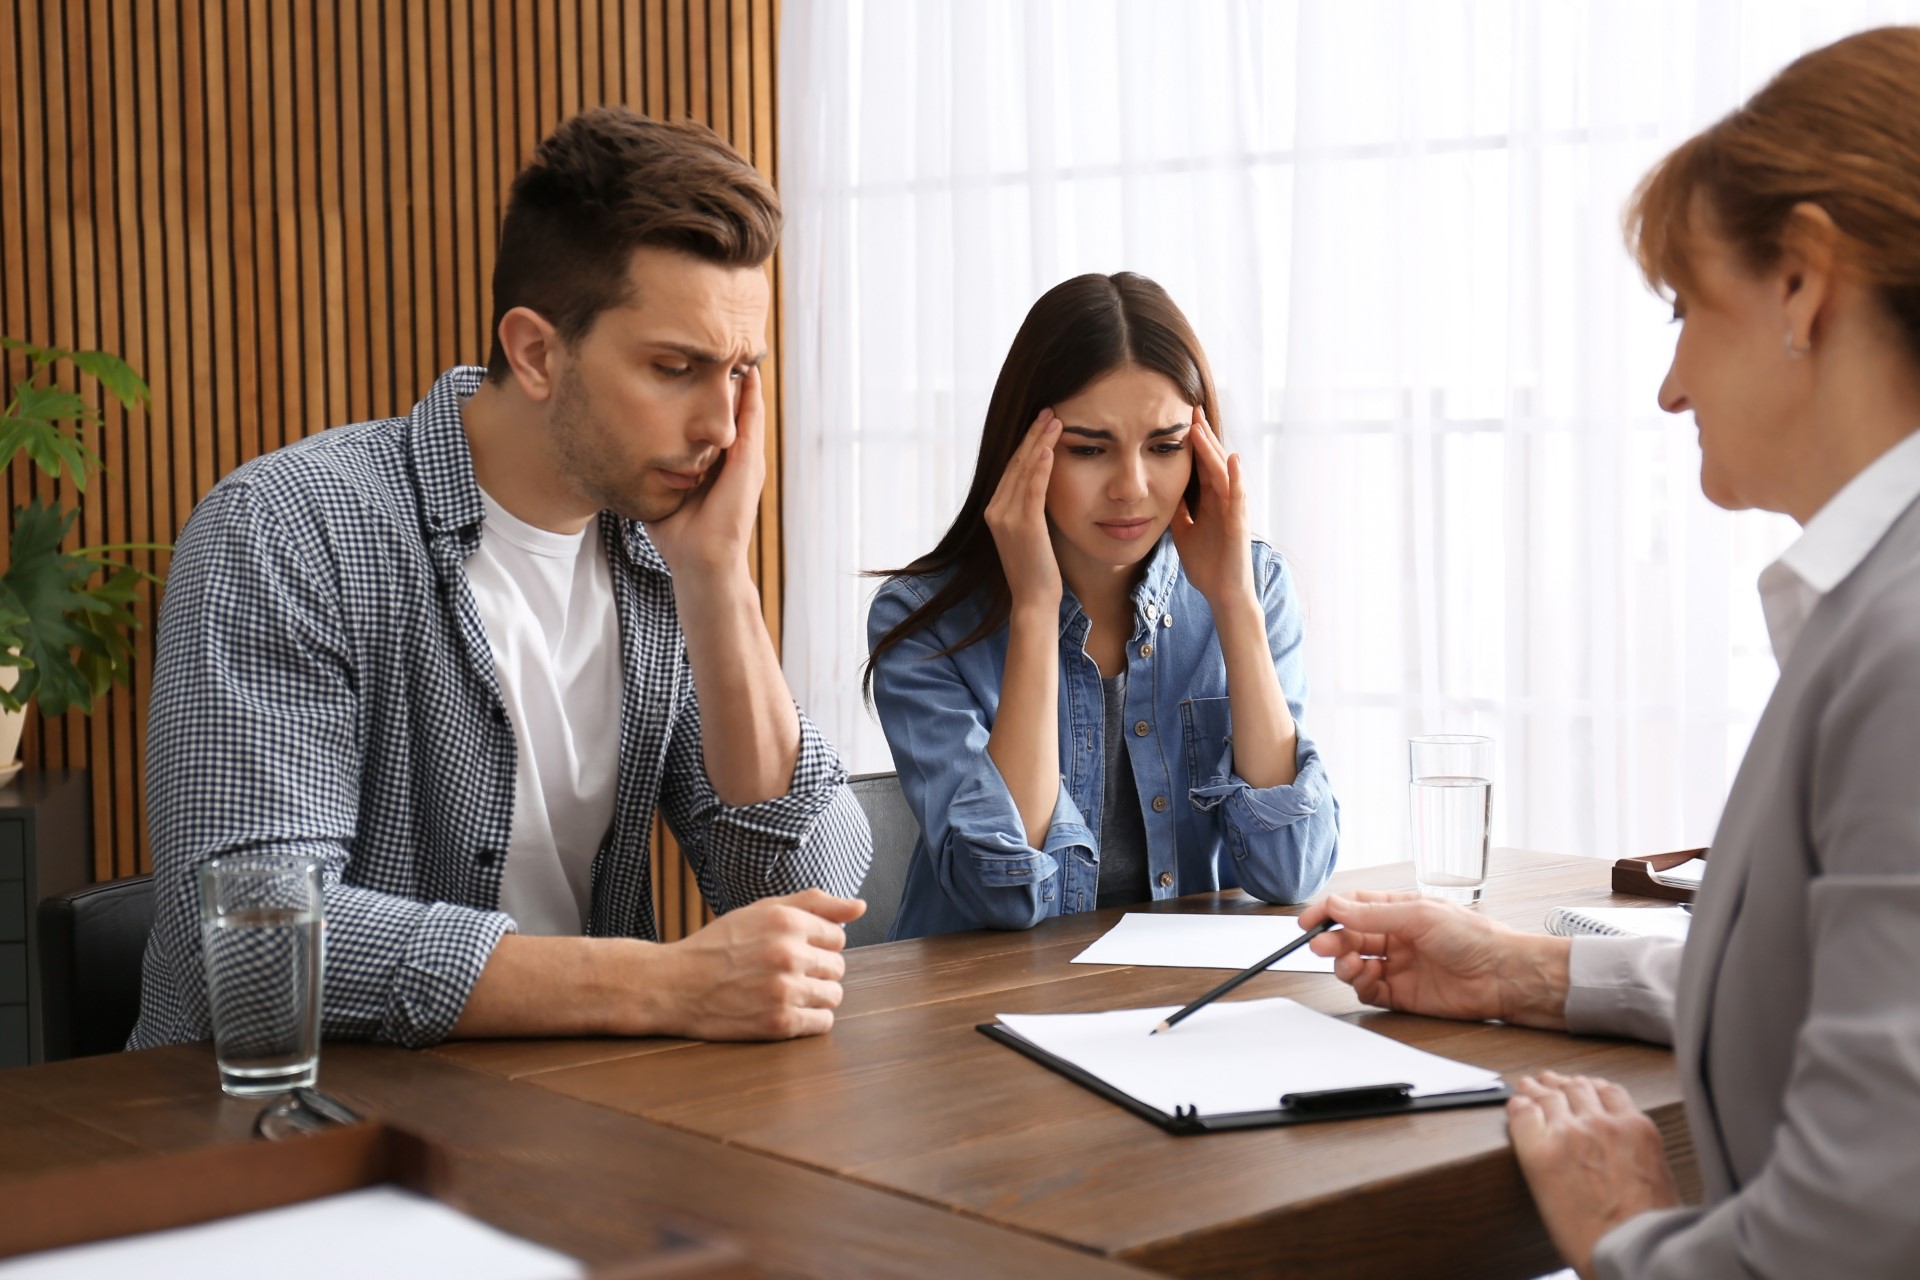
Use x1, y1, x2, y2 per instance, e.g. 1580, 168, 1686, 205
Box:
435, 849, 1699, 1280
0, 770, 91, 1066
0, 1120, 751, 1277
0, 1043, 1156, 1280
1612, 847, 1710, 902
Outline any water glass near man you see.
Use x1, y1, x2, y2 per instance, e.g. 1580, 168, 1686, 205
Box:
198, 854, 324, 1096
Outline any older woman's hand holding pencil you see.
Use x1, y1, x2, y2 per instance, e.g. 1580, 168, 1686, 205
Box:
1300, 890, 1573, 1031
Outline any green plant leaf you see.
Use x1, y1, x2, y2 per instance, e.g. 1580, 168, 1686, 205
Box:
0, 340, 157, 714
0, 500, 132, 716
2, 414, 104, 487
47, 431, 103, 492
70, 350, 150, 411
0, 419, 40, 461
0, 336, 64, 360
11, 384, 95, 425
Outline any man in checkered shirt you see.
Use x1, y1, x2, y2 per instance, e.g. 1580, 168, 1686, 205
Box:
130, 108, 874, 1051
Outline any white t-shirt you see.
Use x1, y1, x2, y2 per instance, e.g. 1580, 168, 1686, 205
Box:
468, 490, 623, 935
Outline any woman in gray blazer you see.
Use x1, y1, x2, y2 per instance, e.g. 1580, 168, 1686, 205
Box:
1305, 26, 1920, 1280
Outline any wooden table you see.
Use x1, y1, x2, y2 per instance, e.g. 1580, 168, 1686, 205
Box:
432, 850, 1699, 1279
0, 1038, 1153, 1278
0, 849, 1691, 1279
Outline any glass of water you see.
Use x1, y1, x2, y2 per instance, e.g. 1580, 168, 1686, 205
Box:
1409, 735, 1493, 904
198, 854, 324, 1096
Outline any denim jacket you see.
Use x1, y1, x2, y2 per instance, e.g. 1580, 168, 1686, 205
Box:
868, 533, 1339, 939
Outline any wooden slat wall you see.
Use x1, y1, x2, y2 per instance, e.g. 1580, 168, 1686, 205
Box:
0, 0, 783, 941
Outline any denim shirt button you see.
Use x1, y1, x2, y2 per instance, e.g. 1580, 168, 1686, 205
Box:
1157, 871, 1174, 889
1139, 642, 1153, 658
1161, 613, 1173, 628
1133, 720, 1151, 736
1152, 795, 1168, 812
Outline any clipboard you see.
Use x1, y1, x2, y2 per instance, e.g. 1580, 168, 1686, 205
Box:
977, 1022, 1513, 1134
1611, 847, 1709, 902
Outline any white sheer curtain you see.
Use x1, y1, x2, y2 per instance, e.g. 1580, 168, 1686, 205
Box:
778, 0, 1920, 869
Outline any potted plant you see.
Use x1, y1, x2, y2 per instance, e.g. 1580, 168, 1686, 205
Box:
0, 336, 165, 779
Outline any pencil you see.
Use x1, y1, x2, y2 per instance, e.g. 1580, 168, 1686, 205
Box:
1150, 919, 1339, 1035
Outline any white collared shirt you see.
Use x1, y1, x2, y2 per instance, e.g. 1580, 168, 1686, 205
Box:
1758, 429, 1920, 667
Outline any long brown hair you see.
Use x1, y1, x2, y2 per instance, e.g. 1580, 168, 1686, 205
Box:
864, 272, 1220, 696
1626, 25, 1920, 357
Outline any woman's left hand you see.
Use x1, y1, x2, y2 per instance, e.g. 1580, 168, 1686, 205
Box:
1508, 1072, 1683, 1278
1168, 406, 1256, 611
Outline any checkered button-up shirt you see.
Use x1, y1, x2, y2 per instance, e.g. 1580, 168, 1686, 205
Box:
130, 366, 872, 1050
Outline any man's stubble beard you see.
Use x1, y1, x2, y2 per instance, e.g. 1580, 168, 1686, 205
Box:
547, 365, 686, 524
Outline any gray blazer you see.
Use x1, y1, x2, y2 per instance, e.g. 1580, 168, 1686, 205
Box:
1565, 493, 1920, 1278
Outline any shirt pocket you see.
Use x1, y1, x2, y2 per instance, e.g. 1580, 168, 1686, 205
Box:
1181, 696, 1234, 787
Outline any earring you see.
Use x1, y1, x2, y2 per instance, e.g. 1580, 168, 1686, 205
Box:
1784, 332, 1811, 359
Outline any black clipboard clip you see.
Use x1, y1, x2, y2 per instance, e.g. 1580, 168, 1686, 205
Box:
1279, 1083, 1414, 1116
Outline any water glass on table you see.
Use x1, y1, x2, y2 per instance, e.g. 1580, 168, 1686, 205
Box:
198, 853, 324, 1097
1408, 735, 1493, 904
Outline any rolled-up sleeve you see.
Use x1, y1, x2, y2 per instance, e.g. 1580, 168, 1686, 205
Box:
1186, 551, 1339, 903
868, 584, 1092, 930
133, 482, 513, 1052
658, 661, 873, 914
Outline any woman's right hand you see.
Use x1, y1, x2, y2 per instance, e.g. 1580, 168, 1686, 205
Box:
1302, 890, 1572, 1030
985, 408, 1065, 611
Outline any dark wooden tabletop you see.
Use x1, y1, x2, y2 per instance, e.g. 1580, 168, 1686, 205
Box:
433, 849, 1700, 1280
0, 1038, 1155, 1279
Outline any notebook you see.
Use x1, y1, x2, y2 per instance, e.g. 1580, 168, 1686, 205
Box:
1544, 905, 1691, 941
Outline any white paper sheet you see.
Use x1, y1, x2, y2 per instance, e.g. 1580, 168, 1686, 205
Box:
995, 997, 1503, 1118
1070, 912, 1337, 973
1652, 858, 1707, 887
0, 1185, 584, 1280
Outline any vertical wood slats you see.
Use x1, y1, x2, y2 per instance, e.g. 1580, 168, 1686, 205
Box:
1, 0, 784, 943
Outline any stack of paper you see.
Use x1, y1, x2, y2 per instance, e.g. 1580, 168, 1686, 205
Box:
995, 997, 1502, 1119
0, 1186, 583, 1280
1070, 913, 1337, 973
1652, 858, 1707, 888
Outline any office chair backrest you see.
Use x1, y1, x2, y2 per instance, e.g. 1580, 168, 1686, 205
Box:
37, 873, 155, 1060
845, 771, 920, 947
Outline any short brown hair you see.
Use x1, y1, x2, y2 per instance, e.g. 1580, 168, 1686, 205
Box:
485, 107, 781, 380
1626, 26, 1920, 358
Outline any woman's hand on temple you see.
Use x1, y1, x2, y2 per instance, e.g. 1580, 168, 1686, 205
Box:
1168, 407, 1256, 612
986, 408, 1065, 612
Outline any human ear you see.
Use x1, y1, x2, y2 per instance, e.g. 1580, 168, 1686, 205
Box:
1779, 202, 1839, 356
495, 306, 563, 401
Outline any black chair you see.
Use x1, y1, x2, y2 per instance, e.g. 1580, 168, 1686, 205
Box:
37, 873, 155, 1060
845, 771, 920, 947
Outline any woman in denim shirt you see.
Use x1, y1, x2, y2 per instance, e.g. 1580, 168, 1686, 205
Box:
867, 272, 1339, 939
